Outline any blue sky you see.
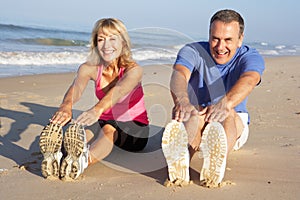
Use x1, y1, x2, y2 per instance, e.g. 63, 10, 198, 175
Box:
0, 0, 299, 45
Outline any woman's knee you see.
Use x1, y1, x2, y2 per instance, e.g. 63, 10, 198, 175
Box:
101, 125, 118, 142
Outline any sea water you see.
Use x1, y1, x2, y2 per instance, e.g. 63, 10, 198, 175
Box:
0, 23, 299, 78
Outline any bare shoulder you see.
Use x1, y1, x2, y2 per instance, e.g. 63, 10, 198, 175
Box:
124, 63, 143, 75
77, 62, 98, 80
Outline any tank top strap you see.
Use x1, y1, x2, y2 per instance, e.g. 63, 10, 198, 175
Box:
96, 65, 104, 87
97, 65, 125, 88
119, 67, 125, 78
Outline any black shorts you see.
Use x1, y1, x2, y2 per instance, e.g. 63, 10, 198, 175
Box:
98, 120, 149, 152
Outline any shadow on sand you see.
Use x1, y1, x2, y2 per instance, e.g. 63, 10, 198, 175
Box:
0, 102, 200, 185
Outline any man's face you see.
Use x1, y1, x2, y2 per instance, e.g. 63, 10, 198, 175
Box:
209, 20, 244, 65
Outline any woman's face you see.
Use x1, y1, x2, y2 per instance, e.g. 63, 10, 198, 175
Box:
97, 30, 123, 64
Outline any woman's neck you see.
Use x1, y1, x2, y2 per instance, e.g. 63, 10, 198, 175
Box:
102, 59, 119, 68
102, 61, 119, 75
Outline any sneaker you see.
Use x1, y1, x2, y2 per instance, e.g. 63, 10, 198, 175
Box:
39, 123, 63, 180
60, 123, 89, 181
200, 122, 227, 187
161, 120, 190, 186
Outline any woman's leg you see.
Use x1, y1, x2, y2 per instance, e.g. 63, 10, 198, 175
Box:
114, 121, 149, 152
87, 124, 118, 165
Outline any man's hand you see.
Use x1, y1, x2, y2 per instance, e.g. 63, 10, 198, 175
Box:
173, 97, 199, 122
202, 97, 231, 123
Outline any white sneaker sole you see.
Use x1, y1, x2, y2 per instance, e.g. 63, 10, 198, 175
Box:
60, 124, 85, 181
39, 123, 63, 179
162, 120, 190, 186
200, 122, 227, 187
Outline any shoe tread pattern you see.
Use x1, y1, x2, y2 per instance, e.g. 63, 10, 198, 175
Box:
200, 122, 227, 187
39, 123, 63, 179
162, 120, 190, 185
60, 124, 85, 181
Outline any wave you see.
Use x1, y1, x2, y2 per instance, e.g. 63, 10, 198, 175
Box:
0, 23, 90, 48
0, 23, 39, 32
14, 38, 89, 47
0, 23, 88, 36
0, 46, 178, 77
0, 51, 87, 65
0, 48, 177, 66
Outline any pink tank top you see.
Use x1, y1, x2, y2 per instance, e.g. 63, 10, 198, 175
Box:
95, 65, 149, 125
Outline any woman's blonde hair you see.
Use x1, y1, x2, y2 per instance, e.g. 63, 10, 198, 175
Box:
87, 18, 136, 67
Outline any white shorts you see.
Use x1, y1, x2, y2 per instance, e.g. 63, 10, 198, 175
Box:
233, 113, 249, 151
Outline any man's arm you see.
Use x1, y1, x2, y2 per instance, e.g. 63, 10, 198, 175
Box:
204, 71, 261, 122
170, 64, 199, 122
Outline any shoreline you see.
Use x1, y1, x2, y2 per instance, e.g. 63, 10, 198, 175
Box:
0, 56, 299, 199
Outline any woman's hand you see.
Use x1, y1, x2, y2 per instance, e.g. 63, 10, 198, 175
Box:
75, 107, 102, 126
50, 105, 72, 126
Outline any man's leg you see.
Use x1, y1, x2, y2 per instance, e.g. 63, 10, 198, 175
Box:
184, 112, 206, 159
222, 110, 244, 154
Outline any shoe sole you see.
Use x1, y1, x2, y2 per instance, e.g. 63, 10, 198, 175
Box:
39, 123, 63, 179
200, 122, 227, 187
60, 124, 85, 181
162, 120, 190, 186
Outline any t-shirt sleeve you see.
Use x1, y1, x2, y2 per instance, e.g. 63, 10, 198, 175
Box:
174, 45, 200, 72
240, 49, 265, 76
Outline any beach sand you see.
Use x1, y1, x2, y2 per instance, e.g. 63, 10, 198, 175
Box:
0, 56, 299, 199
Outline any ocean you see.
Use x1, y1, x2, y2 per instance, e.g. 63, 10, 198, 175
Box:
0, 23, 299, 78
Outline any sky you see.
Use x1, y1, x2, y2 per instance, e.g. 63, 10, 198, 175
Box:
0, 0, 299, 45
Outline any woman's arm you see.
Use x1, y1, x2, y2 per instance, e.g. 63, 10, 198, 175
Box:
51, 63, 93, 125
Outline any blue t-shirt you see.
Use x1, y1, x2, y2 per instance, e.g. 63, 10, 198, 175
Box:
174, 42, 265, 121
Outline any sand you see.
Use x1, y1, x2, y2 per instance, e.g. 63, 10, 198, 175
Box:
0, 56, 299, 200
